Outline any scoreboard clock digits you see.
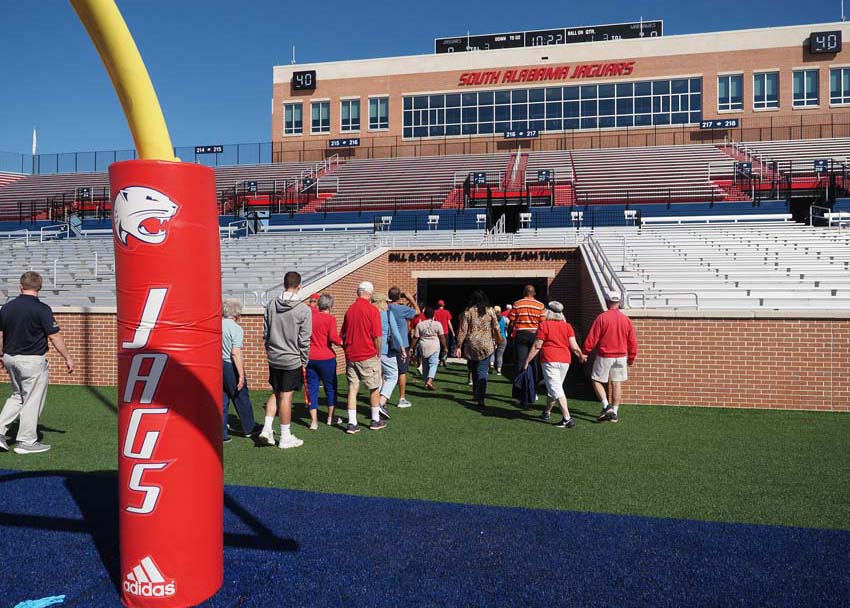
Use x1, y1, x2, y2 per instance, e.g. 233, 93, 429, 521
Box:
809, 31, 841, 54
292, 70, 317, 90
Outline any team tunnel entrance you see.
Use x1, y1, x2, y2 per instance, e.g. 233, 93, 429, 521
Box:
415, 275, 593, 399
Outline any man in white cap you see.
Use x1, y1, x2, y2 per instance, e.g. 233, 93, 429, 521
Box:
340, 281, 386, 434
582, 290, 638, 423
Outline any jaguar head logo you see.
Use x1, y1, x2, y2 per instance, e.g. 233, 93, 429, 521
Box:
113, 186, 179, 246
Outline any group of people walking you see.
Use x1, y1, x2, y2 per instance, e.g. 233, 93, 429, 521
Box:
222, 273, 639, 450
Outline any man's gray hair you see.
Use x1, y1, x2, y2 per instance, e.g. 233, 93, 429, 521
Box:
222, 299, 243, 319
317, 293, 334, 311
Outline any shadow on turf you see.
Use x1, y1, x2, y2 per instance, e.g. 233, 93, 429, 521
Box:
0, 469, 299, 593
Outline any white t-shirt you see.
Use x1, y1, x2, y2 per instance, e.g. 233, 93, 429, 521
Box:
415, 319, 444, 358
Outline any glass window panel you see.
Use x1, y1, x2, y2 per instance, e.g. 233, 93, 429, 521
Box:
462, 123, 476, 135
446, 108, 460, 124
598, 99, 615, 116
403, 127, 413, 138
690, 111, 702, 123
414, 126, 427, 137
403, 97, 412, 110
563, 86, 579, 100
462, 108, 476, 123
529, 119, 545, 131
478, 91, 494, 105
616, 115, 634, 127
654, 113, 670, 125
599, 116, 615, 128
462, 93, 477, 106
635, 114, 652, 126
672, 112, 689, 124
690, 78, 702, 93
479, 106, 494, 121
429, 95, 444, 108
512, 89, 528, 103
513, 104, 527, 120
545, 102, 562, 118
564, 101, 579, 118
580, 117, 597, 129
413, 96, 427, 109
653, 80, 669, 95
479, 122, 494, 134
616, 98, 633, 115
766, 73, 778, 98
545, 119, 562, 131
580, 85, 597, 99
529, 103, 545, 119
445, 94, 461, 107
495, 121, 510, 133
672, 79, 689, 94
430, 125, 444, 137
616, 83, 633, 97
403, 111, 412, 128
634, 97, 651, 114
635, 82, 652, 95
446, 124, 460, 136
598, 84, 615, 98
511, 120, 528, 130
529, 88, 545, 102
546, 87, 562, 101
495, 105, 510, 121
580, 100, 596, 117
564, 118, 579, 130
495, 91, 511, 104
652, 96, 662, 113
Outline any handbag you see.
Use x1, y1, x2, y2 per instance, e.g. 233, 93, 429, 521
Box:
491, 313, 505, 346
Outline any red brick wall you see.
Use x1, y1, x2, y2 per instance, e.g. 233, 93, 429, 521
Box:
40, 250, 849, 412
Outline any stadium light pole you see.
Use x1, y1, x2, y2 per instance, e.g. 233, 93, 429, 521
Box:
70, 1, 224, 607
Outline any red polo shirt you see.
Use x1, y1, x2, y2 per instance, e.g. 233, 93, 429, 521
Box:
433, 308, 453, 334
342, 297, 381, 362
309, 308, 341, 361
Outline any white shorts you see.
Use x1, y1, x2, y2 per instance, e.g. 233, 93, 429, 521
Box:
592, 356, 628, 383
541, 361, 569, 400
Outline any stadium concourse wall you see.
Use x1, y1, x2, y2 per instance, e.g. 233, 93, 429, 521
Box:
43, 248, 849, 412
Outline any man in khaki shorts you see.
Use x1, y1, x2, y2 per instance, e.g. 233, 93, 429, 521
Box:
582, 291, 638, 423
341, 281, 386, 434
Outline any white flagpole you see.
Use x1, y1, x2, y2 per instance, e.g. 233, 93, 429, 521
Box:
32, 126, 37, 156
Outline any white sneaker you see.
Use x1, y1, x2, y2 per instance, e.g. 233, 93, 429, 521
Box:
14, 441, 51, 454
0, 436, 8, 452
397, 398, 413, 409
278, 434, 304, 449
258, 428, 275, 446
309, 421, 319, 430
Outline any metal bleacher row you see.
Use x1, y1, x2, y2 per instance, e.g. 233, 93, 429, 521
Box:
0, 229, 376, 308
2, 137, 846, 220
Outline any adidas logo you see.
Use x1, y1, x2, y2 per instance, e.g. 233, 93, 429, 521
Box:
123, 556, 176, 598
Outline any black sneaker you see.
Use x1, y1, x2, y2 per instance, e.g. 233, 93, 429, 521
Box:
557, 417, 576, 429
600, 409, 618, 423
378, 405, 391, 419
596, 407, 612, 421
345, 424, 360, 435
223, 436, 233, 443
608, 411, 619, 423
369, 419, 387, 431
540, 411, 551, 422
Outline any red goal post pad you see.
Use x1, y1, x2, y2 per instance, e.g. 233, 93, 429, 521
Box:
110, 160, 223, 608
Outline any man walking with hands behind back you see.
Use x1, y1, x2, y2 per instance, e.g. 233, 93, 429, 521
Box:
0, 272, 74, 454
387, 286, 419, 408
583, 291, 638, 423
261, 271, 312, 449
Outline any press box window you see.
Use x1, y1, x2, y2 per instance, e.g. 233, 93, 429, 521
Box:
793, 69, 819, 107
718, 74, 743, 111
311, 101, 330, 134
830, 68, 850, 105
369, 97, 389, 130
283, 102, 302, 135
341, 99, 360, 131
753, 72, 779, 109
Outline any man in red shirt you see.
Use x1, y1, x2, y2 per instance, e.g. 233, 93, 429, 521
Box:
582, 291, 638, 423
433, 299, 455, 366
341, 281, 386, 434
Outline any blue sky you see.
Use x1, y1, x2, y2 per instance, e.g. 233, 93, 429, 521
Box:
0, 0, 843, 154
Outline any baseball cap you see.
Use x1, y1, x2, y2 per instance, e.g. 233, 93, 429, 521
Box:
605, 290, 622, 303
310, 293, 321, 300
505, 304, 513, 309
358, 281, 374, 292
437, 299, 445, 306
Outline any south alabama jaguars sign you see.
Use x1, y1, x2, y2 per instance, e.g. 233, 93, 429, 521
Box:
110, 160, 223, 608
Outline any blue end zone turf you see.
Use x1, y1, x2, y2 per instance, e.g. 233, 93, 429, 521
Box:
0, 469, 847, 607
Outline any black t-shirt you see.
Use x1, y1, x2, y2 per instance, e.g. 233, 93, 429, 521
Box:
0, 294, 60, 356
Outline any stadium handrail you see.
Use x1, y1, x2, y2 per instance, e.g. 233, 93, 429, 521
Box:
40, 223, 70, 242
641, 214, 792, 225
582, 235, 629, 309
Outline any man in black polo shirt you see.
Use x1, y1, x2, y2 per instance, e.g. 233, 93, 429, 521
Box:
0, 272, 74, 454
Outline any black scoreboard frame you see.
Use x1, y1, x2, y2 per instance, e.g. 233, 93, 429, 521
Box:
435, 20, 663, 53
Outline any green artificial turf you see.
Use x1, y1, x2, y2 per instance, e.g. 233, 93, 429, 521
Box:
0, 365, 848, 530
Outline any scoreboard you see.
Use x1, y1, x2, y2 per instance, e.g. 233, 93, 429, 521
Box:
436, 20, 663, 53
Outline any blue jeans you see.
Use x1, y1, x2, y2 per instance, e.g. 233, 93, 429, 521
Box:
468, 358, 490, 403
422, 351, 440, 380
306, 358, 337, 411
222, 360, 256, 438
380, 354, 399, 401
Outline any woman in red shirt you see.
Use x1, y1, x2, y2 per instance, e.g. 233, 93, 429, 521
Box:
306, 294, 342, 429
522, 301, 586, 428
